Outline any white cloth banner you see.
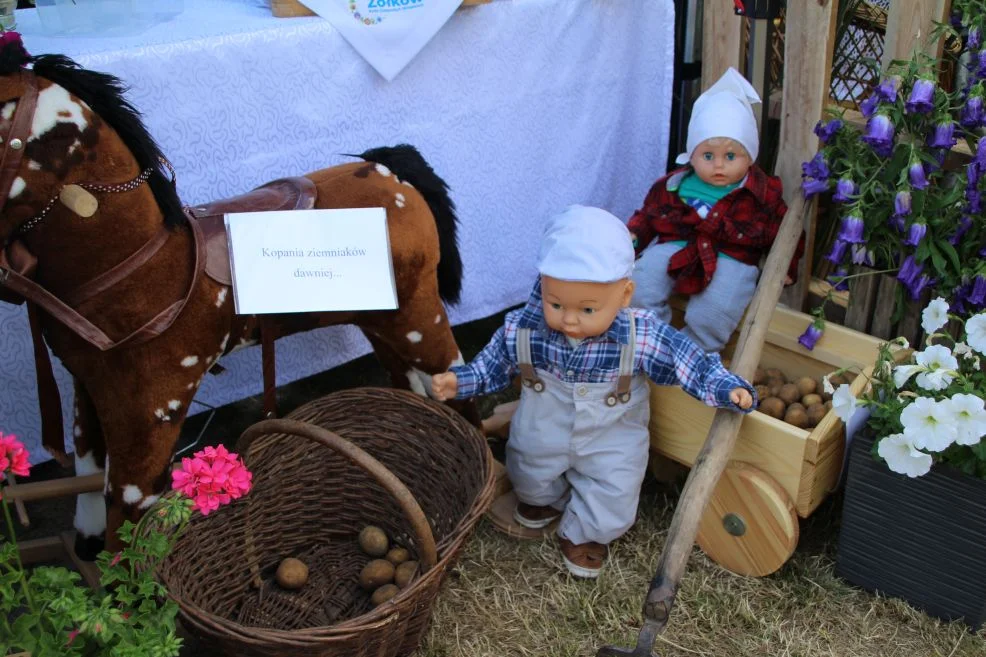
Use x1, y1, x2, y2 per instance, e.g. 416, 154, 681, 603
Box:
298, 0, 461, 80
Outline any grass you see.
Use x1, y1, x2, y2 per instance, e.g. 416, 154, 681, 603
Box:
417, 481, 985, 657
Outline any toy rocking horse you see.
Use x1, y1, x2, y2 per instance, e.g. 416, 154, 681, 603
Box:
0, 35, 475, 556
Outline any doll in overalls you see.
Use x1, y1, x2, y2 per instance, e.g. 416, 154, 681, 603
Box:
432, 205, 755, 578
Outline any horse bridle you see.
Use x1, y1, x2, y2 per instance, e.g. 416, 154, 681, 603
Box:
0, 70, 38, 219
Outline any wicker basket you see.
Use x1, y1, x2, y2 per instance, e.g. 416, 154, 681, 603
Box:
158, 388, 495, 657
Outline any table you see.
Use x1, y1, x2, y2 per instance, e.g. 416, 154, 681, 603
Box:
4, 0, 674, 463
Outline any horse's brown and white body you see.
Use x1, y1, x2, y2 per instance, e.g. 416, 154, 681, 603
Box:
0, 46, 473, 555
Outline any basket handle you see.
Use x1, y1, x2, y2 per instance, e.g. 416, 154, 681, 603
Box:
238, 418, 439, 572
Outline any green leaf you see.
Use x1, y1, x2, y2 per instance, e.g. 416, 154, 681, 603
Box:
928, 240, 946, 277
939, 240, 963, 275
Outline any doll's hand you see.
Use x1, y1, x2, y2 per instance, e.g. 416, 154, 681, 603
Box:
730, 387, 753, 410
784, 275, 794, 286
431, 372, 458, 401
630, 232, 638, 249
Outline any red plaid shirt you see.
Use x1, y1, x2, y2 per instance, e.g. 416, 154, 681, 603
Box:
626, 165, 805, 295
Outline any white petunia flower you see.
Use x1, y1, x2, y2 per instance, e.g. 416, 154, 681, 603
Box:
966, 313, 986, 355
832, 384, 857, 423
914, 345, 958, 391
900, 396, 958, 452
877, 433, 933, 478
921, 297, 950, 335
822, 375, 835, 395
892, 364, 924, 389
953, 342, 974, 359
947, 393, 986, 446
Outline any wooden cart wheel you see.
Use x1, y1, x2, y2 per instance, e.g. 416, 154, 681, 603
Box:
696, 461, 798, 577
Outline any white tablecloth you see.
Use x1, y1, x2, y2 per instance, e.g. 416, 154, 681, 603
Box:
5, 0, 674, 463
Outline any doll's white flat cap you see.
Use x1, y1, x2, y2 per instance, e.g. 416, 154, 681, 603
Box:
536, 205, 634, 283
675, 67, 762, 165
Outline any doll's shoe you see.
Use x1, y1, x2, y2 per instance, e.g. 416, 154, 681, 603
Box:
513, 502, 561, 529
558, 537, 608, 579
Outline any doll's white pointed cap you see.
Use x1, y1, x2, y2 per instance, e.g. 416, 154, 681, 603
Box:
675, 67, 762, 165
536, 205, 634, 283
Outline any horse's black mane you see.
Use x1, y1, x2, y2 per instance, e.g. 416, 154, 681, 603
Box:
2, 44, 185, 229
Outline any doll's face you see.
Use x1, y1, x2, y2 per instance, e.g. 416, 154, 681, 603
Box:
541, 275, 634, 340
690, 138, 751, 187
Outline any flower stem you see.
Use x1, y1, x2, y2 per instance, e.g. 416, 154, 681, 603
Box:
2, 495, 35, 609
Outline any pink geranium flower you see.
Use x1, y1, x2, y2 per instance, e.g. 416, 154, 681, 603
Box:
0, 432, 31, 481
171, 444, 252, 516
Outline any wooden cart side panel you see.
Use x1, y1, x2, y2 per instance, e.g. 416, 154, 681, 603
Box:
882, 0, 952, 71
763, 307, 887, 370
648, 384, 809, 511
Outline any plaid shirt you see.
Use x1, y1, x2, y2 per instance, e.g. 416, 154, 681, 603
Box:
626, 165, 805, 295
451, 280, 755, 411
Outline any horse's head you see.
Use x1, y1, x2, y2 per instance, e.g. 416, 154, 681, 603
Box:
0, 33, 182, 245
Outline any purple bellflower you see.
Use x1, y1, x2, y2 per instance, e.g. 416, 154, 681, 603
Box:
907, 273, 937, 300
897, 254, 923, 288
860, 93, 881, 119
972, 26, 983, 50
905, 78, 936, 114
970, 275, 986, 306
801, 153, 830, 197
862, 114, 895, 157
876, 76, 902, 103
850, 243, 875, 266
832, 178, 858, 203
902, 222, 927, 247
798, 322, 824, 351
838, 213, 866, 244
894, 190, 912, 217
909, 161, 930, 190
962, 95, 984, 127
927, 120, 957, 149
825, 238, 849, 265
813, 119, 843, 145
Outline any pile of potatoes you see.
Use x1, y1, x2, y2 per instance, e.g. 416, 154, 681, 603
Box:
752, 367, 854, 429
357, 525, 419, 607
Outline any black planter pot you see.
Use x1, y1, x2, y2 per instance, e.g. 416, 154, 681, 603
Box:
836, 433, 986, 630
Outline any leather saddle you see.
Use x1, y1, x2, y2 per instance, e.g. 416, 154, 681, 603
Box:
188, 176, 318, 286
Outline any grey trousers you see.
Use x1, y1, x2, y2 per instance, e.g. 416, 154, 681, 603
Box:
631, 241, 759, 352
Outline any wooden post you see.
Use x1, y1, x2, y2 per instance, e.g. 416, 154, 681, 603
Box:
882, 0, 952, 71
869, 275, 900, 340
701, 0, 744, 91
844, 267, 879, 333
774, 0, 839, 312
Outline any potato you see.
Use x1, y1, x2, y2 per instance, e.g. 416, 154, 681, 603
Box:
759, 397, 786, 420
275, 557, 309, 590
359, 559, 395, 591
767, 380, 785, 398
765, 368, 787, 383
358, 526, 390, 557
371, 583, 400, 606
818, 378, 833, 402
784, 406, 809, 429
385, 547, 410, 565
824, 400, 833, 411
754, 384, 770, 401
787, 402, 805, 413
778, 383, 801, 406
753, 367, 767, 385
828, 372, 848, 387
801, 393, 822, 408
394, 560, 418, 588
796, 376, 817, 397
807, 403, 827, 427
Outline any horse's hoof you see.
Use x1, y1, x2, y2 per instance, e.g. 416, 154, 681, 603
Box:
74, 532, 106, 561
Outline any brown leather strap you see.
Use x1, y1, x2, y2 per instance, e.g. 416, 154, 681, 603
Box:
62, 226, 171, 308
261, 319, 277, 418
0, 216, 204, 351
27, 300, 68, 466
0, 71, 38, 211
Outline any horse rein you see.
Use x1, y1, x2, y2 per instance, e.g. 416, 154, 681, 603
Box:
0, 70, 38, 217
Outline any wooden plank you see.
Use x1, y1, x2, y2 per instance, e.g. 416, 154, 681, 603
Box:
882, 0, 952, 71
749, 18, 769, 131
18, 535, 66, 565
869, 274, 899, 340
775, 0, 839, 311
809, 277, 850, 308
844, 266, 879, 333
700, 0, 743, 91
2, 472, 103, 503
4, 473, 31, 527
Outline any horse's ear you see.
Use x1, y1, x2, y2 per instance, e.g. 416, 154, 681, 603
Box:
0, 32, 32, 76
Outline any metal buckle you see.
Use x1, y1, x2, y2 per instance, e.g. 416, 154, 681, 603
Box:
532, 381, 545, 392
605, 395, 617, 407
619, 392, 631, 404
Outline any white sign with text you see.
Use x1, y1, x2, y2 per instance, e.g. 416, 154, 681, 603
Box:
224, 207, 397, 315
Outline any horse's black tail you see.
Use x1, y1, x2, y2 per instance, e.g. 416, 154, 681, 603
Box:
355, 144, 463, 306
